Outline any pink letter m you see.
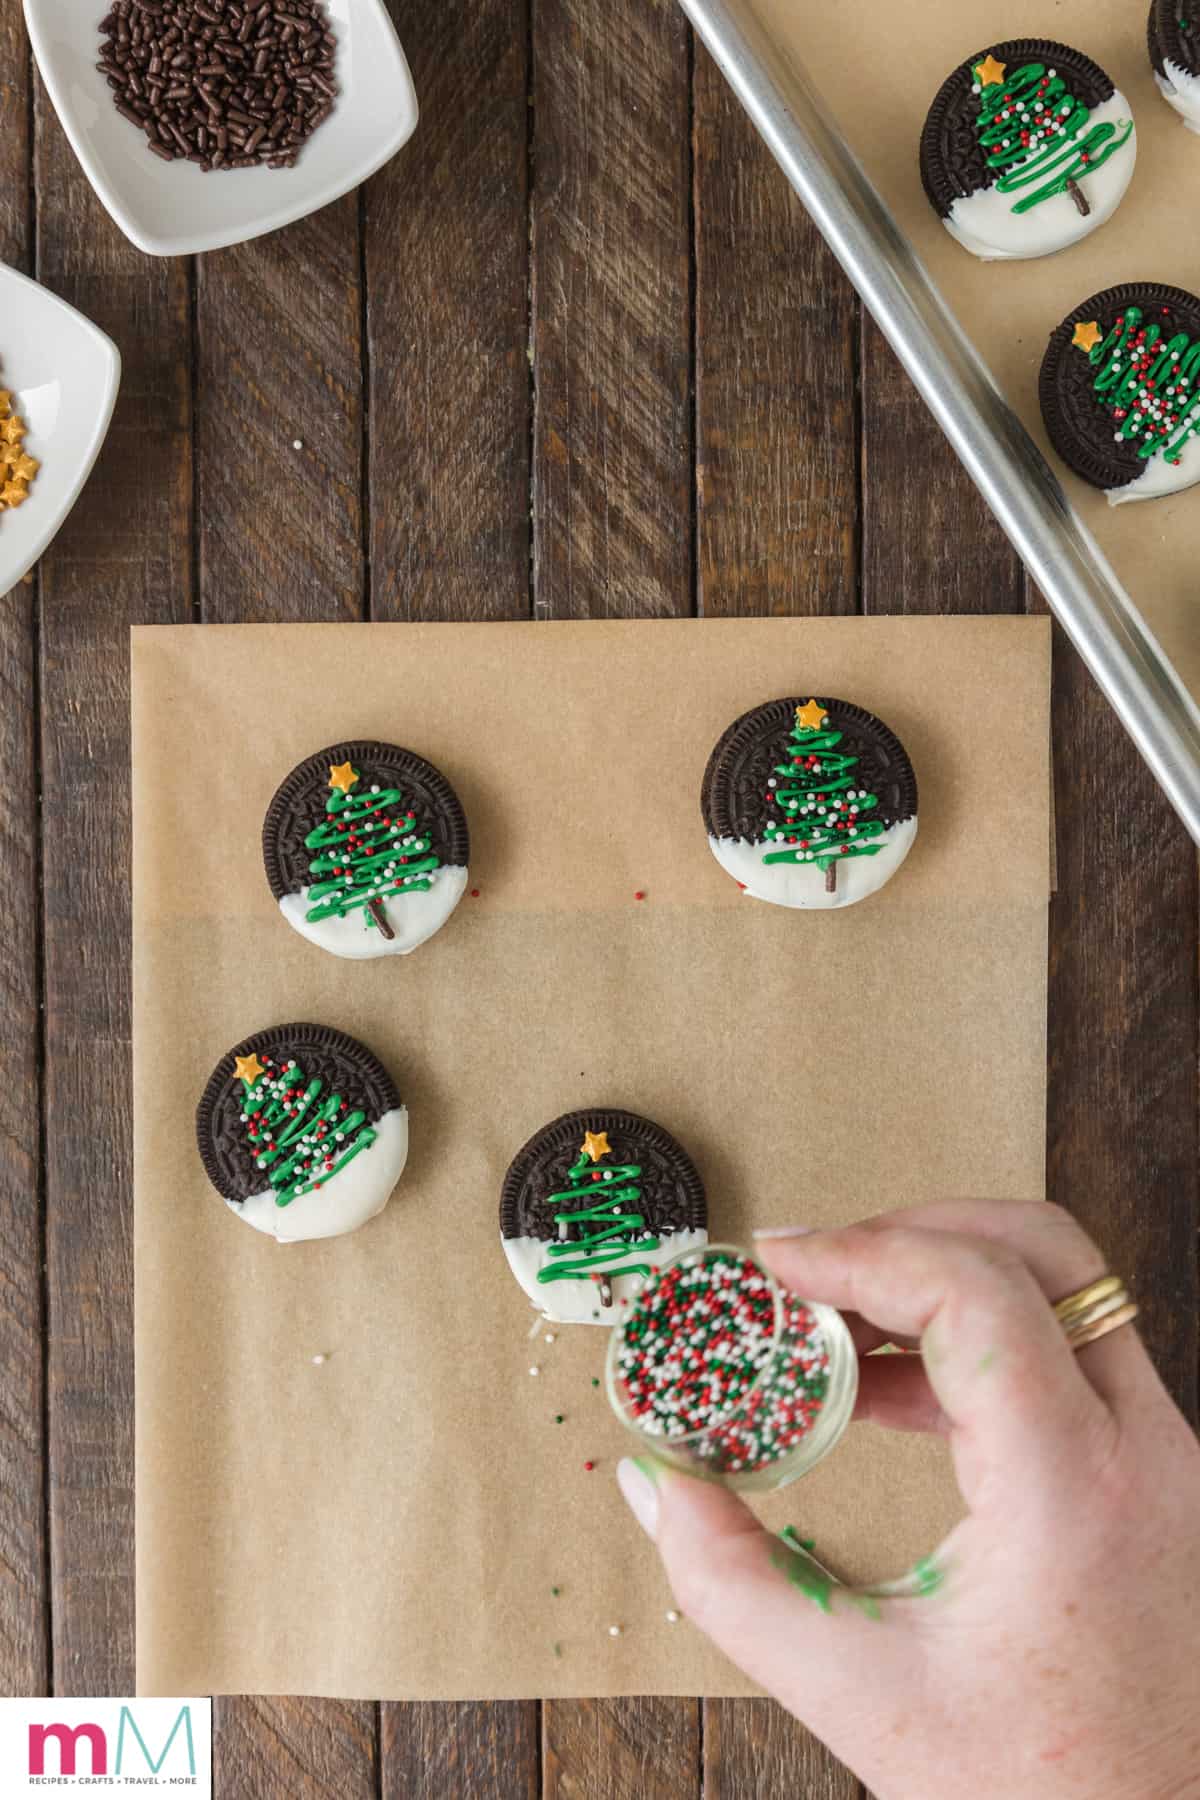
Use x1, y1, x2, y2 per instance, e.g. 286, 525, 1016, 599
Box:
29, 1721, 108, 1776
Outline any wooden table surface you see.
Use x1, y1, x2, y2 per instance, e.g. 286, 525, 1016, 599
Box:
1, 1, 1197, 1795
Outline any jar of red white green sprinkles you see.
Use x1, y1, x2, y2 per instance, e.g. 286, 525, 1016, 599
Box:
604, 1244, 858, 1492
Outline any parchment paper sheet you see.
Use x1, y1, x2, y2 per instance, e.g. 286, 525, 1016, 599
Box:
750, 0, 1200, 698
133, 617, 1049, 1700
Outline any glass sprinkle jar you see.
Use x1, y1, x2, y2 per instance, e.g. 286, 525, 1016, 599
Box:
604, 1242, 858, 1492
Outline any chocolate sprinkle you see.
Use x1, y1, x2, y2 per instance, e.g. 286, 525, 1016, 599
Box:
97, 0, 339, 174
196, 1022, 401, 1204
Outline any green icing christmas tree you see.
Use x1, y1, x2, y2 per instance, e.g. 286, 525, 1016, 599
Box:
235, 1049, 376, 1208
303, 760, 441, 940
762, 700, 886, 895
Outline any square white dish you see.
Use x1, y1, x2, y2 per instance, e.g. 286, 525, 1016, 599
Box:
24, 0, 419, 257
0, 262, 120, 598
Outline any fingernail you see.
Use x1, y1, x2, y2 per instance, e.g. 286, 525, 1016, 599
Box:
617, 1456, 661, 1540
752, 1225, 814, 1240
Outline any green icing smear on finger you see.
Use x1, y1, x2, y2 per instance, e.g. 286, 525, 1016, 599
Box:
773, 1528, 943, 1616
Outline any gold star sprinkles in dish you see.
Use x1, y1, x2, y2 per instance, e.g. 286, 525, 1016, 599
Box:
328, 760, 358, 793
4, 449, 38, 483
794, 698, 827, 732
1072, 320, 1103, 353
234, 1053, 266, 1084
582, 1130, 612, 1163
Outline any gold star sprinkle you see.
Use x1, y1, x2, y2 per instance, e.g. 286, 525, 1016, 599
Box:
5, 449, 38, 483
974, 54, 1007, 88
582, 1130, 611, 1163
1, 480, 28, 508
794, 698, 827, 732
0, 415, 25, 446
234, 1053, 266, 1085
1072, 320, 1103, 353
0, 390, 11, 418
328, 760, 358, 793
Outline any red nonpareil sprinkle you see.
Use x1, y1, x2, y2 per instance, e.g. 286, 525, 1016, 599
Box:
634, 891, 646, 901
470, 888, 481, 898
583, 1460, 595, 1471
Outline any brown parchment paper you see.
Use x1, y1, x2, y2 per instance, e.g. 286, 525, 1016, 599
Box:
133, 617, 1049, 1700
749, 0, 1200, 699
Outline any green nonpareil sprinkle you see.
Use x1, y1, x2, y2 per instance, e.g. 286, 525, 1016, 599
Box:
553, 1641, 562, 1658
554, 1414, 564, 1423
551, 1585, 561, 1596
591, 1377, 600, 1387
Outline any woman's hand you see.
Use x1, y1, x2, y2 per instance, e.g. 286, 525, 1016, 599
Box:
616, 1201, 1200, 1800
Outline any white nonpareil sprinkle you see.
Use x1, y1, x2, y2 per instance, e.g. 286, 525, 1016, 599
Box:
665, 1610, 680, 1623
608, 1624, 622, 1637
529, 1365, 540, 1377
311, 1354, 327, 1366
544, 1333, 556, 1344
292, 438, 303, 450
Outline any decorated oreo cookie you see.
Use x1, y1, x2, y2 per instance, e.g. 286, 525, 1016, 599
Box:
500, 1110, 707, 1324
1040, 283, 1200, 503
920, 40, 1135, 260
702, 697, 918, 910
1150, 1, 1200, 131
263, 740, 469, 959
196, 1024, 408, 1243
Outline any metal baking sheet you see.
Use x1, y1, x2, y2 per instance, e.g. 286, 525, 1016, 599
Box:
680, 0, 1200, 846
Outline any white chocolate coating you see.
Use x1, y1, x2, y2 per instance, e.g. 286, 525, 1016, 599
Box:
709, 814, 917, 910
1107, 426, 1200, 505
280, 866, 468, 959
226, 1105, 408, 1243
944, 93, 1135, 261
1156, 62, 1200, 134
502, 1227, 709, 1324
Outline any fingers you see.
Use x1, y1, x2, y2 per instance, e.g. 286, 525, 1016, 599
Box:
773, 1201, 1154, 1416
757, 1221, 1112, 1496
856, 1352, 948, 1434
617, 1457, 907, 1721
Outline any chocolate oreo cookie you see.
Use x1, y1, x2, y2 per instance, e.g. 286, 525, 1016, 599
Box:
1039, 283, 1200, 503
920, 40, 1135, 261
1151, 1, 1200, 131
500, 1109, 708, 1324
702, 696, 918, 910
197, 1023, 408, 1243
263, 739, 470, 959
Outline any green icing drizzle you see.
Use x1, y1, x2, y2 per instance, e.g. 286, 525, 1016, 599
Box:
762, 704, 887, 874
304, 765, 441, 932
1086, 305, 1200, 467
536, 1136, 660, 1287
239, 1056, 377, 1208
973, 59, 1132, 214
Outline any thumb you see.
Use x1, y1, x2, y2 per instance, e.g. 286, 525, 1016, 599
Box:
616, 1457, 910, 1716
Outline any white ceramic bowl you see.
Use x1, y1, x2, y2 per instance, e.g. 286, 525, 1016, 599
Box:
24, 0, 418, 257
0, 263, 120, 598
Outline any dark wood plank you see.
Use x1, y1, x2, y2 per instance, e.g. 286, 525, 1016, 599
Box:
693, 43, 856, 620
212, 1696, 377, 1800
704, 1700, 860, 1799
196, 204, 374, 1791
197, 202, 364, 623
532, 0, 691, 621
0, 8, 46, 1705
35, 75, 192, 1697
531, 0, 697, 1786
382, 1699, 538, 1800
542, 1697, 697, 1800
1046, 622, 1199, 1424
367, 0, 536, 1778
366, 0, 530, 623
860, 319, 1025, 615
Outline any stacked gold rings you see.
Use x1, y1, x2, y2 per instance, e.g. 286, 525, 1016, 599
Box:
1053, 1275, 1138, 1351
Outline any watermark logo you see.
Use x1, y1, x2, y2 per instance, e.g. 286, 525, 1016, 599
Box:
0, 1697, 211, 1793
